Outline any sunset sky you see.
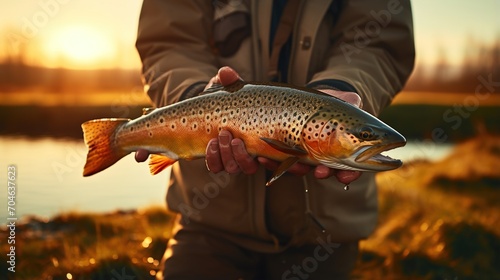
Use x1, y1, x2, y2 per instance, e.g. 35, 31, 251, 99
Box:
0, 0, 498, 70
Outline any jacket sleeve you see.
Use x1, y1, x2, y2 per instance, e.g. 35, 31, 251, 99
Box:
309, 0, 415, 116
136, 0, 219, 107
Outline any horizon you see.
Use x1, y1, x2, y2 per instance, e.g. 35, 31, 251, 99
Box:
0, 0, 498, 70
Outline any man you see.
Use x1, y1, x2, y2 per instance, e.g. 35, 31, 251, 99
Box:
135, 0, 415, 279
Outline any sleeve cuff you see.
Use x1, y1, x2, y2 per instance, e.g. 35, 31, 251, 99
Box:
306, 79, 358, 93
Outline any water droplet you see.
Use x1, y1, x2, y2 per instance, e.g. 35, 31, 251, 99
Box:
343, 185, 349, 191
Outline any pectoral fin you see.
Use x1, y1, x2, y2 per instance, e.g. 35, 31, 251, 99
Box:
266, 156, 300, 187
149, 155, 177, 175
260, 137, 308, 156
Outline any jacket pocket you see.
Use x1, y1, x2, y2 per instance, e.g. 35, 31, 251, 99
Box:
213, 0, 251, 57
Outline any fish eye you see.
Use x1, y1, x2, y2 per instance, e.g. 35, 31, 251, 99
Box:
359, 127, 375, 140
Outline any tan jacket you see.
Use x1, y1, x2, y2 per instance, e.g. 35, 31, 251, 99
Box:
136, 0, 415, 251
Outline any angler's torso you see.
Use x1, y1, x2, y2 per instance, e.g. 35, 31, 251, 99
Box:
166, 0, 379, 251
215, 0, 335, 85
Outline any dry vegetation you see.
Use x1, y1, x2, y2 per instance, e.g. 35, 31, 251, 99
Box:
353, 133, 500, 279
1, 134, 499, 279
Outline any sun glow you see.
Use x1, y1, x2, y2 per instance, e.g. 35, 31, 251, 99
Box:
43, 25, 115, 69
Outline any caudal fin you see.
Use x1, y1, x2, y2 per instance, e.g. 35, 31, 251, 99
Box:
81, 118, 130, 176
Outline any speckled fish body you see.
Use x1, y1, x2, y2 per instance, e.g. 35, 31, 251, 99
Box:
82, 82, 406, 183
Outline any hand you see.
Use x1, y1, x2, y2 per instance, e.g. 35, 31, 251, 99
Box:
135, 149, 149, 162
204, 66, 363, 185
134, 67, 241, 164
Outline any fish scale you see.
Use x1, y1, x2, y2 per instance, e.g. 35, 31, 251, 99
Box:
125, 85, 323, 150
81, 82, 406, 185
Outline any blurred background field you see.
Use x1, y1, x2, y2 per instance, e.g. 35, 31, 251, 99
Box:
1, 0, 500, 279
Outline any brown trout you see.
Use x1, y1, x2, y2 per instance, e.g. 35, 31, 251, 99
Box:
82, 82, 406, 185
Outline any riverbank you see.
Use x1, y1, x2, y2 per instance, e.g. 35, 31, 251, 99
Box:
1, 103, 499, 140
1, 134, 499, 279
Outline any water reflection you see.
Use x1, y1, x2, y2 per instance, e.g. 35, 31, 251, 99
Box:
0, 136, 452, 221
0, 136, 168, 221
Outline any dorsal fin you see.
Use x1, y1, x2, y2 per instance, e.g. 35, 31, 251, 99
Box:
204, 80, 246, 94
203, 84, 224, 94
142, 107, 155, 115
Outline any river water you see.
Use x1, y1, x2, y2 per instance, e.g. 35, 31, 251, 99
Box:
0, 136, 453, 221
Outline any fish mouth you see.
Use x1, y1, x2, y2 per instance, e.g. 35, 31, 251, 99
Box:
354, 141, 406, 169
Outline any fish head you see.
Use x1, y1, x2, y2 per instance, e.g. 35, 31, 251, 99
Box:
302, 108, 406, 172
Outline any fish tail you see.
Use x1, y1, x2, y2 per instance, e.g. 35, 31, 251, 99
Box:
81, 118, 130, 176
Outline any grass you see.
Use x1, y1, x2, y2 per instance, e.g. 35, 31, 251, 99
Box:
353, 133, 500, 280
0, 207, 173, 279
1, 134, 499, 279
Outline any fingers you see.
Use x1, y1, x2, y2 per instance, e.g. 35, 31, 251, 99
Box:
335, 170, 362, 185
313, 165, 362, 184
135, 149, 149, 162
204, 129, 363, 184
217, 66, 242, 86
205, 138, 224, 173
318, 89, 363, 108
218, 130, 240, 173
205, 130, 258, 175
231, 138, 259, 174
204, 66, 243, 91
